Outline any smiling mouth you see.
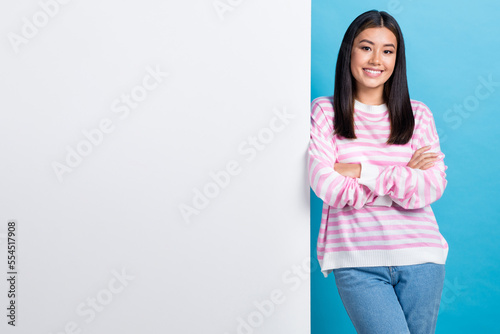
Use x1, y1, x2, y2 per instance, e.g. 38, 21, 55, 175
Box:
363, 68, 383, 74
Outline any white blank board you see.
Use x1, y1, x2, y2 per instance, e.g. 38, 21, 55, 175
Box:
0, 1, 310, 333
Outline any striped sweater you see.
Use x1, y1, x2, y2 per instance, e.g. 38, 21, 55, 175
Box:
308, 96, 449, 278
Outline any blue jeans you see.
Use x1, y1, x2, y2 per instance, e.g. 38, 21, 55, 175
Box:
332, 263, 445, 334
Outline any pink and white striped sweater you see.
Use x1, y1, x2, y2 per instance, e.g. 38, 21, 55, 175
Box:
308, 96, 449, 278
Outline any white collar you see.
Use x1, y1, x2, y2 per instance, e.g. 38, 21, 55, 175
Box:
354, 99, 388, 114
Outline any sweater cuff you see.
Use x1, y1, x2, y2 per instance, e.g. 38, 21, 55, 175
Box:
358, 162, 379, 190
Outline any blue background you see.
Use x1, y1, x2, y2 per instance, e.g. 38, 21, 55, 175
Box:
310, 1, 500, 333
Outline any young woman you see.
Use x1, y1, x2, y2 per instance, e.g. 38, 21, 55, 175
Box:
308, 10, 449, 334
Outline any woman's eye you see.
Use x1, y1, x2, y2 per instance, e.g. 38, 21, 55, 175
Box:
361, 46, 371, 51
384, 50, 393, 54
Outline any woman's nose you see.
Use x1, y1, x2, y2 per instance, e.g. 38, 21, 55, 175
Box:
369, 51, 381, 65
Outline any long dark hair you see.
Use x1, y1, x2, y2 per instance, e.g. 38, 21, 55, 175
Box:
333, 10, 414, 145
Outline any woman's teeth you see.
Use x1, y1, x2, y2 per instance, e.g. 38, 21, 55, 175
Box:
364, 69, 382, 74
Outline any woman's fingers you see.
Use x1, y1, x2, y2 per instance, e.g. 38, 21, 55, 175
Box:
415, 145, 432, 154
412, 154, 438, 169
420, 162, 435, 170
407, 146, 430, 166
407, 146, 439, 170
412, 152, 439, 168
413, 156, 438, 169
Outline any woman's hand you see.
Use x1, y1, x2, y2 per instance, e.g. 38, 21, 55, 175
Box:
334, 163, 361, 178
407, 146, 439, 170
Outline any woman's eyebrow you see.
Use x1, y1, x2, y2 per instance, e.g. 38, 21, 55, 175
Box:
358, 39, 396, 48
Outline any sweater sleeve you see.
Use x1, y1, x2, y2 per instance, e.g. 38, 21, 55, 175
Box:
308, 99, 392, 209
358, 103, 447, 209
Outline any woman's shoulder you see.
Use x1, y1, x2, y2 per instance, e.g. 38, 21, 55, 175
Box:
311, 95, 335, 120
311, 95, 334, 110
409, 98, 436, 127
410, 98, 431, 112
310, 96, 335, 132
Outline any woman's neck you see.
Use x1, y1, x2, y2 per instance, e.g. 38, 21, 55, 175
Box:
354, 89, 385, 106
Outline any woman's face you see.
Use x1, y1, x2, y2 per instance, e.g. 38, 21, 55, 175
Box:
350, 27, 397, 97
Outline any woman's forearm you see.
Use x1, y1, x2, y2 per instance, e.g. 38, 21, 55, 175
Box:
334, 163, 361, 179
